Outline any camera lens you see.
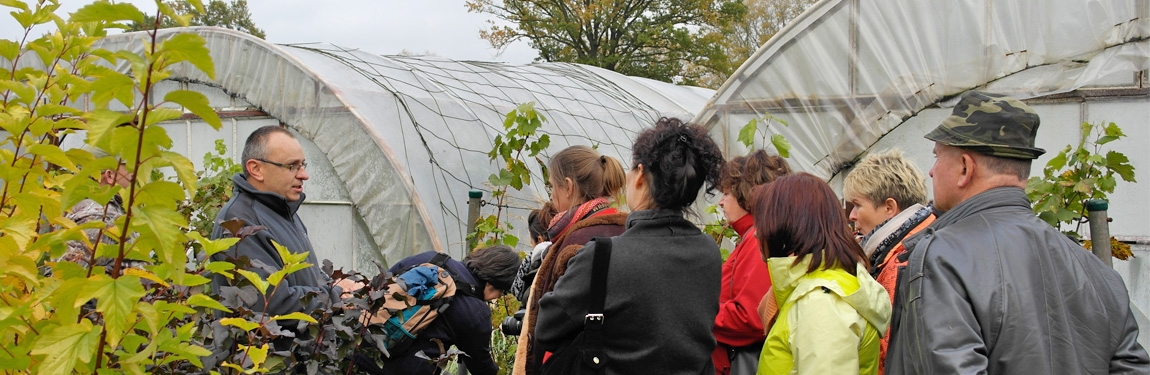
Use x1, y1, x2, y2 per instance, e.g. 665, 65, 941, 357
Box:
501, 316, 522, 336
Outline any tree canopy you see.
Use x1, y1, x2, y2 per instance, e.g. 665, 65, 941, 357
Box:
688, 0, 818, 88
467, 0, 746, 85
129, 0, 266, 39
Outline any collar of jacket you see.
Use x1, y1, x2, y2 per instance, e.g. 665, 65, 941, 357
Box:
767, 256, 891, 332
902, 186, 1029, 253
625, 208, 686, 228
731, 214, 754, 238
231, 172, 305, 219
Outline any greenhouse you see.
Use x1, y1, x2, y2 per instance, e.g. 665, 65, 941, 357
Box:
87, 27, 715, 271
694, 0, 1149, 333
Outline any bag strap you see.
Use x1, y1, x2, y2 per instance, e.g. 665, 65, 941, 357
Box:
426, 252, 480, 299
584, 237, 611, 340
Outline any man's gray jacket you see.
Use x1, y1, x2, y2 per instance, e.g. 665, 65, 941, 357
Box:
887, 187, 1148, 374
210, 173, 335, 316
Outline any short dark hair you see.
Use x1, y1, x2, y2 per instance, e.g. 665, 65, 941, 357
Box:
718, 149, 790, 213
464, 245, 520, 292
753, 173, 867, 273
241, 125, 294, 174
630, 117, 724, 211
973, 152, 1032, 180
528, 202, 558, 242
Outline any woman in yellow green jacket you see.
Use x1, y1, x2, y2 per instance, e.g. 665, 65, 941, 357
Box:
751, 173, 891, 375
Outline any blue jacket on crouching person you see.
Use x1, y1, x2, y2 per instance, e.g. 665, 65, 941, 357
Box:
381, 251, 499, 375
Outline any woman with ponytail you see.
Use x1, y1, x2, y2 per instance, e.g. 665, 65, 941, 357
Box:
536, 118, 726, 375
514, 145, 629, 375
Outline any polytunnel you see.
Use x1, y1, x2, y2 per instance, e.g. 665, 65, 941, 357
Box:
89, 27, 714, 270
694, 0, 1149, 340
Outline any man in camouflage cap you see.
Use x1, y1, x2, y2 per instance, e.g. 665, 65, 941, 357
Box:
886, 91, 1148, 374
56, 144, 146, 272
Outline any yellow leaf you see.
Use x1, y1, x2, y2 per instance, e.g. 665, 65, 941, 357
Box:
30, 320, 102, 375
271, 312, 318, 324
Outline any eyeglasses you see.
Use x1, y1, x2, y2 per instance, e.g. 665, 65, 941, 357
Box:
256, 158, 307, 172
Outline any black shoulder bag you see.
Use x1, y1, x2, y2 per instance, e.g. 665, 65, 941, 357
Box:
540, 237, 612, 375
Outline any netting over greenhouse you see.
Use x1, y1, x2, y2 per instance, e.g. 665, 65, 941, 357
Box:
91, 27, 714, 266
696, 0, 1148, 180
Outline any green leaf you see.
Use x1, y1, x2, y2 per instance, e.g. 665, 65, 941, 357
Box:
135, 181, 184, 209
165, 89, 222, 129
244, 343, 270, 368
219, 317, 260, 332
30, 320, 102, 375
770, 133, 791, 158
235, 269, 270, 295
77, 275, 145, 345
1103, 122, 1126, 137
271, 312, 318, 324
1105, 151, 1136, 182
1044, 150, 1068, 171
737, 118, 757, 148
156, 33, 215, 80
188, 231, 239, 257
186, 294, 232, 313
267, 262, 312, 287
132, 205, 188, 265
90, 72, 135, 108
69, 1, 144, 24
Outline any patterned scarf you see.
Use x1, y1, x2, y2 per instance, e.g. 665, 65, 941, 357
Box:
547, 196, 611, 241
861, 204, 932, 277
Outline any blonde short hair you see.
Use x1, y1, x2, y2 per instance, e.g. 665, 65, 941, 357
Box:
843, 149, 927, 211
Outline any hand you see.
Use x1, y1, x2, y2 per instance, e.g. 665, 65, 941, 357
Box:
333, 278, 367, 300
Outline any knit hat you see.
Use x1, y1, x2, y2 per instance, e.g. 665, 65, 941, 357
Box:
924, 91, 1045, 160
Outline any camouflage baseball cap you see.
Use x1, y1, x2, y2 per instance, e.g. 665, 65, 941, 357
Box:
924, 91, 1045, 160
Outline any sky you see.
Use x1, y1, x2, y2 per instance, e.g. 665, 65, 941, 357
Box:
1, 0, 540, 65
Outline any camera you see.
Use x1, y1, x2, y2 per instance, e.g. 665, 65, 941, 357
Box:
500, 308, 526, 335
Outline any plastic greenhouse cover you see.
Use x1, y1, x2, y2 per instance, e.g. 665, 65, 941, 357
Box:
92, 27, 714, 262
695, 0, 1149, 180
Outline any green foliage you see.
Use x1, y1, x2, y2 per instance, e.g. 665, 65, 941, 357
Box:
702, 204, 737, 260
0, 1, 226, 373
467, 0, 745, 84
471, 102, 550, 248
1027, 121, 1136, 242
737, 116, 791, 157
128, 0, 267, 39
178, 139, 241, 250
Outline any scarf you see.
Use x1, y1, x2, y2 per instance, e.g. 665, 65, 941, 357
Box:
546, 196, 611, 240
861, 204, 932, 277
900, 187, 1031, 257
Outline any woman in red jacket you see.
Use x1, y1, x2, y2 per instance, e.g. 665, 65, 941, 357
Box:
712, 150, 790, 375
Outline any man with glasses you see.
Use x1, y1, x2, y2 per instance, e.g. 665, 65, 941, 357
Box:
210, 125, 344, 316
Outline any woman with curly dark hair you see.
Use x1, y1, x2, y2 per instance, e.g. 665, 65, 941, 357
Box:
536, 117, 726, 375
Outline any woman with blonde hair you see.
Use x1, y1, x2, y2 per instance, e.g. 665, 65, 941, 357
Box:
514, 145, 628, 375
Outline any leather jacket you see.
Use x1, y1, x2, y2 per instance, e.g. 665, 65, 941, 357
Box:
887, 187, 1148, 374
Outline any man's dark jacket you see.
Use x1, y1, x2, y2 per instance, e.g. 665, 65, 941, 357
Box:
210, 173, 335, 315
382, 251, 499, 375
887, 187, 1149, 374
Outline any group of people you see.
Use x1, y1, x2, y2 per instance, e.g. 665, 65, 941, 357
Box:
61, 91, 1149, 375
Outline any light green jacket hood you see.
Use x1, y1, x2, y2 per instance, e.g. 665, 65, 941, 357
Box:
758, 256, 892, 375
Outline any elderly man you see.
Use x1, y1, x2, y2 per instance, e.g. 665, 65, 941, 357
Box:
57, 145, 146, 272
886, 91, 1149, 374
210, 125, 341, 315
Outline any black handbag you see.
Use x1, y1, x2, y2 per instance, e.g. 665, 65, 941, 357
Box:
539, 237, 612, 375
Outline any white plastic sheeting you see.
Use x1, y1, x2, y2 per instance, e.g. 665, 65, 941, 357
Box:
695, 0, 1149, 180
93, 27, 714, 264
